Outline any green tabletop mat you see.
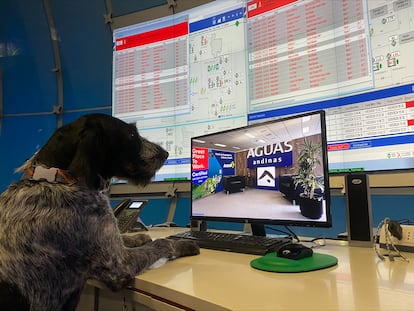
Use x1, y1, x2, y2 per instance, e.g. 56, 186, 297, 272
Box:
250, 252, 338, 273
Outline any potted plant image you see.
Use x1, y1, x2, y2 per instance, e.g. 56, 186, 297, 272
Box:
293, 137, 325, 219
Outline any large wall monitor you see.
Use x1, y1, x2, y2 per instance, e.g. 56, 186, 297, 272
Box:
112, 0, 414, 182
113, 0, 247, 181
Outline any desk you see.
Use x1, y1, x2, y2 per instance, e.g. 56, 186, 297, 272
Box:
78, 228, 414, 311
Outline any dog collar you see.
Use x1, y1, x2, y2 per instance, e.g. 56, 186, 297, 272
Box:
22, 166, 78, 185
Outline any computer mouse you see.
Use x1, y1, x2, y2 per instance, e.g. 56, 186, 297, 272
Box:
276, 242, 313, 260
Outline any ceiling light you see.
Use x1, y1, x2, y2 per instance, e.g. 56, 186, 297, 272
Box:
193, 139, 206, 143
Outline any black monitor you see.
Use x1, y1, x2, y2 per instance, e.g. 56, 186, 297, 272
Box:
191, 110, 331, 235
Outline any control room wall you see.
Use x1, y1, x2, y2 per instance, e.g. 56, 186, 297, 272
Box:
0, 0, 164, 191
0, 0, 412, 237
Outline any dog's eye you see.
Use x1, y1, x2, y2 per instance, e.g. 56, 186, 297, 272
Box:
129, 132, 137, 140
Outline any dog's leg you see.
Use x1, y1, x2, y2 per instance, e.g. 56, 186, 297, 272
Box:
61, 286, 84, 311
0, 282, 30, 311
90, 238, 199, 291
121, 233, 152, 248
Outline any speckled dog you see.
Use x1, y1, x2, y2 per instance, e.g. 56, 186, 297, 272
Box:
0, 114, 199, 311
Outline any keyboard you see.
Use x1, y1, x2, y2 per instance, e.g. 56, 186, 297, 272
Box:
168, 231, 291, 255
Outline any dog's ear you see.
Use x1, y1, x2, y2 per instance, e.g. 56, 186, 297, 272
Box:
68, 119, 108, 189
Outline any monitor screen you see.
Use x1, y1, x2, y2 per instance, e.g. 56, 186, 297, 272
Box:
112, 0, 248, 182
191, 110, 331, 228
112, 0, 414, 184
246, 0, 414, 174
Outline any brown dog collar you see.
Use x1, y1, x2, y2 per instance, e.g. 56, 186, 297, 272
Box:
22, 166, 78, 185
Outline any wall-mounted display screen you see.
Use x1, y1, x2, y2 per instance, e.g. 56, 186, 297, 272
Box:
112, 0, 414, 181
113, 0, 247, 181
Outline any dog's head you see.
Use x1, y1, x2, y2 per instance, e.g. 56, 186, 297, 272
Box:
25, 114, 169, 189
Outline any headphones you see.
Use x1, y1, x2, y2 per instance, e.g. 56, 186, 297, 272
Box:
374, 218, 408, 262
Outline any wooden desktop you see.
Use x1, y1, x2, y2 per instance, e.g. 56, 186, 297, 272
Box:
77, 227, 414, 311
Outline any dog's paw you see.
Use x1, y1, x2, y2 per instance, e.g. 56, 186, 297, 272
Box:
148, 238, 176, 258
148, 238, 200, 259
122, 233, 152, 248
171, 239, 200, 257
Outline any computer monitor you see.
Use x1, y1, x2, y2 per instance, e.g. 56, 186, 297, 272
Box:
191, 110, 331, 234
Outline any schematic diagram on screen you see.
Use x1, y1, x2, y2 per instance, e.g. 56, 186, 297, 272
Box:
189, 14, 248, 122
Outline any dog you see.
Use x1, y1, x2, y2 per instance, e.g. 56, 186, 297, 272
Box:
0, 113, 200, 311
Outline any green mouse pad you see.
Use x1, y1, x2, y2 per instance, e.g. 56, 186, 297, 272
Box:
250, 252, 338, 273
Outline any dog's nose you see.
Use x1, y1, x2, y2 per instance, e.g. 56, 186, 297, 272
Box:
159, 148, 169, 161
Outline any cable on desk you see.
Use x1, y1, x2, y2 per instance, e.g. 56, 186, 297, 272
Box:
264, 225, 300, 241
284, 226, 300, 242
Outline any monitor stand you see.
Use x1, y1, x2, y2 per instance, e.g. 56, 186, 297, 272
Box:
250, 223, 266, 236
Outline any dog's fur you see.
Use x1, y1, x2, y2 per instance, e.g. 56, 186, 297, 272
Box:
0, 114, 199, 311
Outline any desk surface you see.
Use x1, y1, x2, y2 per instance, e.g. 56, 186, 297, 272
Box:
128, 228, 414, 311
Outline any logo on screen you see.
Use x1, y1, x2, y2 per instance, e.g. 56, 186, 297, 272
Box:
247, 142, 293, 168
